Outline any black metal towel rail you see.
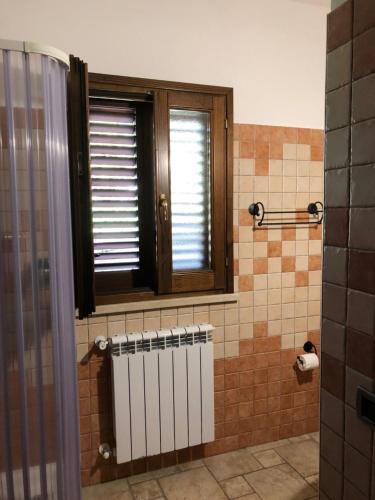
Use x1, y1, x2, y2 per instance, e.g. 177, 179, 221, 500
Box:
248, 201, 324, 227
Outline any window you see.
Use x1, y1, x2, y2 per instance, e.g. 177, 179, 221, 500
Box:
68, 61, 233, 317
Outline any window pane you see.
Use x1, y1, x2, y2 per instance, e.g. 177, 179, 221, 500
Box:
89, 103, 140, 273
169, 109, 211, 271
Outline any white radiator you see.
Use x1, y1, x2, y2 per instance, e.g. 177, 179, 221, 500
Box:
110, 323, 215, 464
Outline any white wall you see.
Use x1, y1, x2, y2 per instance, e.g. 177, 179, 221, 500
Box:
0, 0, 329, 128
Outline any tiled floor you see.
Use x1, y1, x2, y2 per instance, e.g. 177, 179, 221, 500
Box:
82, 433, 319, 500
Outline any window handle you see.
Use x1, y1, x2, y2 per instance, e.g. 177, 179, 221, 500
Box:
159, 193, 169, 222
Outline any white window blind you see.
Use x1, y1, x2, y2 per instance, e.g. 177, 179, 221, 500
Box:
89, 102, 140, 273
169, 109, 211, 271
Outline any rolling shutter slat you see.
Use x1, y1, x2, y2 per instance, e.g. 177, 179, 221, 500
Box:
89, 104, 140, 273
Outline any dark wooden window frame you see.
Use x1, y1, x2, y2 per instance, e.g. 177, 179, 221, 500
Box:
88, 73, 234, 305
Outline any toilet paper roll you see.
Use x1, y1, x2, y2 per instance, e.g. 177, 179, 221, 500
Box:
297, 353, 319, 372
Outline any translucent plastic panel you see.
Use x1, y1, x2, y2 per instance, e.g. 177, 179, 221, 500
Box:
169, 109, 211, 271
0, 48, 80, 500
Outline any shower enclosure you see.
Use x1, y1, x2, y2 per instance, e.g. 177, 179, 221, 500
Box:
0, 41, 81, 499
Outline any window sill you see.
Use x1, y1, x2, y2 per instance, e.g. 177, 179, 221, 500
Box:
81, 292, 238, 318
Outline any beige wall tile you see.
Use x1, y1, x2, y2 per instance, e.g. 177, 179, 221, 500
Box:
297, 144, 311, 160
282, 193, 296, 209
309, 270, 322, 285
283, 143, 297, 160
295, 331, 308, 347
308, 301, 321, 316
269, 176, 282, 192
269, 193, 283, 209
296, 240, 309, 256
254, 176, 268, 192
213, 326, 224, 343
268, 288, 281, 305
282, 272, 295, 288
254, 306, 267, 322
268, 257, 281, 273
254, 242, 268, 258
268, 304, 282, 321
282, 318, 295, 334
239, 226, 253, 242
254, 290, 267, 307
269, 160, 282, 176
239, 242, 253, 259
239, 291, 253, 308
88, 322, 108, 342
225, 325, 239, 341
295, 287, 308, 302
239, 158, 254, 176
225, 341, 239, 358
240, 307, 253, 324
308, 315, 320, 330
268, 228, 282, 241
240, 176, 253, 193
225, 308, 239, 326
282, 241, 296, 256
239, 193, 254, 210
309, 240, 322, 255
239, 258, 253, 275
268, 320, 282, 336
282, 303, 295, 319
76, 343, 89, 362
296, 228, 309, 241
144, 310, 161, 318
75, 318, 88, 326
210, 309, 225, 327
108, 321, 125, 337
310, 177, 323, 192
295, 316, 308, 333
295, 256, 308, 271
127, 311, 143, 320
76, 325, 88, 344
107, 314, 126, 323
88, 315, 106, 325
283, 177, 296, 193
281, 333, 295, 349
283, 159, 297, 176
282, 287, 295, 303
214, 342, 224, 359
295, 301, 308, 318
161, 315, 177, 328
144, 316, 162, 330
309, 286, 322, 301
297, 161, 310, 177
268, 273, 281, 289
254, 274, 267, 290
297, 177, 309, 192
310, 161, 323, 176
240, 323, 253, 339
126, 318, 144, 332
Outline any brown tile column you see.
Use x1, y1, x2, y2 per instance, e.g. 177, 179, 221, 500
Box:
321, 1, 375, 498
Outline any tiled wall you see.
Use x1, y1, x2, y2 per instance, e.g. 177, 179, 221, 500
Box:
76, 123, 324, 486
320, 1, 375, 499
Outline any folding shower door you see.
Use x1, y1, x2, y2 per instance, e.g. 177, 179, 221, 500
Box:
0, 41, 81, 499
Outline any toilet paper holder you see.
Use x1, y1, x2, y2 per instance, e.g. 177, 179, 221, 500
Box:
303, 341, 317, 355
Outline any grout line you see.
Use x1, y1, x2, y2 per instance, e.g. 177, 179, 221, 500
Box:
203, 464, 231, 499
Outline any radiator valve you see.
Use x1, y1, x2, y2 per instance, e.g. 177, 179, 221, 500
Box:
95, 336, 109, 351
98, 443, 112, 460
